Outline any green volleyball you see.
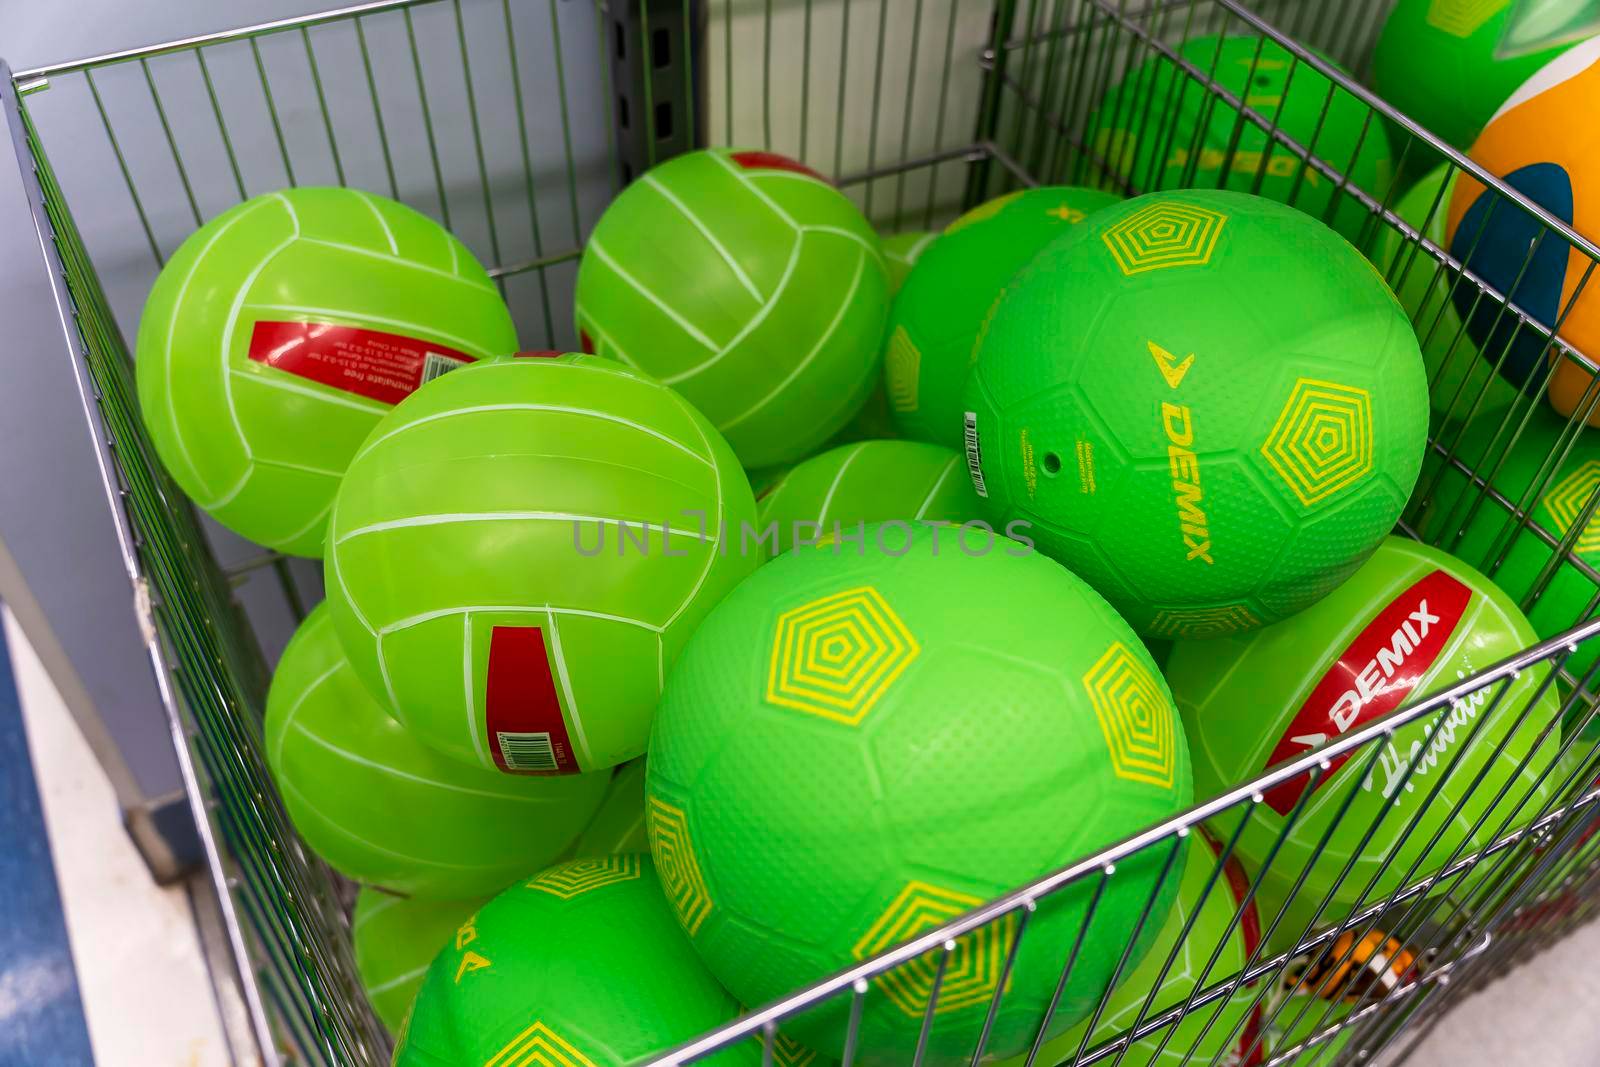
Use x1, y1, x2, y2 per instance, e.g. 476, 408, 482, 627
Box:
965, 190, 1428, 638
1167, 538, 1561, 940
395, 855, 754, 1067
882, 230, 935, 293
353, 889, 485, 1034
647, 526, 1192, 1066
571, 758, 648, 858
1415, 407, 1600, 689
135, 187, 517, 556
324, 354, 758, 776
264, 604, 606, 897
885, 186, 1121, 449
574, 148, 888, 468
1088, 34, 1390, 241
998, 835, 1263, 1067
756, 440, 983, 555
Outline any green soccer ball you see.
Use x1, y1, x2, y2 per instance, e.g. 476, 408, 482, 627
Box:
882, 230, 935, 293
1167, 537, 1561, 940
965, 190, 1429, 639
395, 855, 755, 1066
1415, 407, 1600, 690
324, 353, 758, 776
136, 187, 517, 556
571, 758, 649, 858
885, 186, 1121, 449
574, 148, 888, 469
646, 526, 1193, 1066
997, 834, 1264, 1067
264, 604, 607, 897
1373, 0, 1584, 150
354, 889, 486, 1034
1088, 34, 1391, 241
1364, 164, 1511, 425
756, 440, 983, 556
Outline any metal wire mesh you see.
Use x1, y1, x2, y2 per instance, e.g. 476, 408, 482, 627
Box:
8, 0, 1600, 1064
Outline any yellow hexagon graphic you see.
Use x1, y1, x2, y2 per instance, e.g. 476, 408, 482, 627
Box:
648, 797, 714, 936
852, 881, 1017, 1018
767, 586, 920, 726
1102, 200, 1227, 275
1260, 377, 1374, 508
486, 1021, 597, 1067
1426, 0, 1507, 37
886, 326, 922, 413
1083, 641, 1178, 789
524, 854, 642, 899
1541, 459, 1600, 555
769, 1033, 818, 1067
1148, 603, 1262, 640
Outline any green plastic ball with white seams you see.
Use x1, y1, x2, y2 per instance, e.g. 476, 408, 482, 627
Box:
881, 230, 934, 293
324, 353, 758, 776
354, 888, 487, 1034
570, 758, 649, 857
574, 148, 889, 469
756, 439, 984, 556
135, 186, 517, 556
264, 603, 606, 898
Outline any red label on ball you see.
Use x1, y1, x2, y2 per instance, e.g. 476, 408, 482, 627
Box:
1260, 570, 1472, 816
247, 320, 475, 405
729, 150, 828, 183
484, 625, 580, 775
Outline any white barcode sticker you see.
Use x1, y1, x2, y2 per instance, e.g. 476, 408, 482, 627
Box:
963, 411, 988, 498
422, 351, 469, 384
495, 731, 559, 771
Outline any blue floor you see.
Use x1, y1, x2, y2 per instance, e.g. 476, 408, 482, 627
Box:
0, 616, 93, 1066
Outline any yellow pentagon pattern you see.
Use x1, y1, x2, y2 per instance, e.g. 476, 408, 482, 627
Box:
1426, 0, 1508, 37
524, 854, 642, 900
1083, 641, 1178, 789
484, 1021, 597, 1067
647, 797, 714, 936
945, 189, 1023, 234
1541, 459, 1600, 555
886, 326, 922, 413
852, 881, 1017, 1019
1260, 377, 1374, 508
1148, 604, 1262, 640
766, 586, 920, 726
1102, 200, 1227, 275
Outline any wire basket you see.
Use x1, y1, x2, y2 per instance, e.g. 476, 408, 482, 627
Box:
7, 0, 1600, 1064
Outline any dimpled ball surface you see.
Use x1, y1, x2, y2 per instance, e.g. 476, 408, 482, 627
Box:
756, 440, 983, 556
885, 186, 1121, 449
965, 190, 1428, 639
1167, 538, 1560, 937
353, 889, 486, 1034
135, 187, 517, 556
646, 525, 1192, 1066
1087, 35, 1390, 242
575, 148, 888, 469
264, 604, 608, 897
324, 354, 758, 776
394, 855, 756, 1067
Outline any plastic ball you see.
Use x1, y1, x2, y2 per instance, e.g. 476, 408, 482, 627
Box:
394, 855, 755, 1066
1167, 537, 1561, 937
571, 758, 649, 858
1373, 0, 1584, 150
353, 889, 486, 1034
755, 440, 984, 556
575, 148, 888, 468
1446, 37, 1600, 414
965, 190, 1428, 638
135, 187, 516, 556
646, 525, 1192, 1066
885, 186, 1121, 449
1087, 35, 1391, 242
324, 354, 758, 775
882, 230, 935, 293
264, 604, 607, 897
